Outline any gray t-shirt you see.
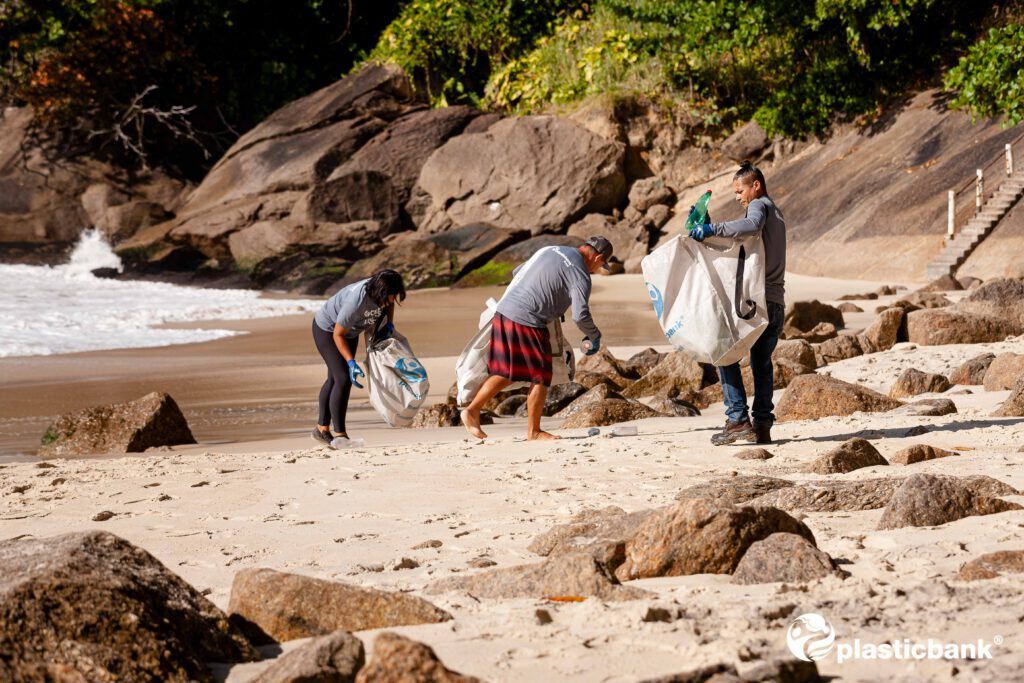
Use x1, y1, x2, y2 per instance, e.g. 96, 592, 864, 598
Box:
314, 279, 384, 334
495, 246, 601, 339
711, 195, 787, 305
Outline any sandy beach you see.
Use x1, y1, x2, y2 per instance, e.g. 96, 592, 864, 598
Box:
7, 272, 1024, 680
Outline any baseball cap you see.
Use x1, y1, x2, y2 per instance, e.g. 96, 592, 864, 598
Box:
584, 235, 613, 270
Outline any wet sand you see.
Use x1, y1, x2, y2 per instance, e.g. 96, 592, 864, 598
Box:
0, 273, 907, 457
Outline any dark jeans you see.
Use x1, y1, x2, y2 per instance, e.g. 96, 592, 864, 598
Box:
312, 320, 359, 433
718, 302, 785, 425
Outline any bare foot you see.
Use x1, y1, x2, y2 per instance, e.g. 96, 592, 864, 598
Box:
528, 430, 561, 441
461, 408, 488, 439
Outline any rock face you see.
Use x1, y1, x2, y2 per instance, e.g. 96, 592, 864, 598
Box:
355, 633, 479, 683
994, 376, 1024, 417
982, 353, 1024, 391
905, 309, 1022, 345
416, 116, 626, 235
675, 475, 794, 505
0, 532, 258, 681
949, 353, 996, 385
228, 568, 450, 642
622, 351, 705, 398
253, 630, 365, 683
614, 499, 815, 580
957, 551, 1024, 581
782, 301, 844, 339
889, 368, 951, 398
38, 391, 195, 457
861, 307, 905, 351
426, 553, 651, 601
877, 474, 1022, 530
890, 444, 957, 465
732, 533, 842, 584
808, 438, 888, 474
776, 374, 902, 421
955, 277, 1024, 326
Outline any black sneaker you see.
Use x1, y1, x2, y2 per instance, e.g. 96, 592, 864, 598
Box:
711, 419, 755, 446
311, 428, 333, 446
752, 422, 773, 445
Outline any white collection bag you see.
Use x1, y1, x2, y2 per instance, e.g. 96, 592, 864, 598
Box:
365, 331, 430, 428
641, 233, 768, 366
454, 298, 574, 407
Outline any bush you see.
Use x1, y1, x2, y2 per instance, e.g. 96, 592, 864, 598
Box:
944, 24, 1024, 126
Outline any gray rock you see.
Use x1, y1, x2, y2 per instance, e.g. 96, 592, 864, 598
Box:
721, 120, 770, 162
949, 353, 996, 386
891, 398, 958, 417
628, 177, 675, 212
676, 475, 794, 504
772, 339, 817, 370
808, 438, 888, 474
732, 533, 842, 584
622, 350, 705, 398
814, 334, 863, 364
748, 478, 899, 512
877, 474, 1023, 530
955, 277, 1024, 326
889, 368, 951, 398
494, 395, 527, 416
252, 630, 364, 683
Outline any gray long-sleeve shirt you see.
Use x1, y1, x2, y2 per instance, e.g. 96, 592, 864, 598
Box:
711, 195, 786, 305
495, 246, 601, 340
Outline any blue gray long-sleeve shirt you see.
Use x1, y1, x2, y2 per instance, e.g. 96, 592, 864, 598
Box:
495, 246, 601, 340
711, 195, 787, 306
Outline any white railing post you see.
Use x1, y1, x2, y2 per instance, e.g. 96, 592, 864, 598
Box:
1007, 143, 1014, 176
948, 190, 956, 238
976, 169, 984, 213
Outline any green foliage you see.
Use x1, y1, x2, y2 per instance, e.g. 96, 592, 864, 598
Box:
944, 24, 1024, 126
40, 425, 59, 445
368, 0, 584, 106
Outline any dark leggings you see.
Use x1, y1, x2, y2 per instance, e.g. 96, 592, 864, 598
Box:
312, 320, 359, 434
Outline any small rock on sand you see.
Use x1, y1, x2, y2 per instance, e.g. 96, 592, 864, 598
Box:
732, 532, 843, 584
355, 632, 480, 683
807, 438, 888, 475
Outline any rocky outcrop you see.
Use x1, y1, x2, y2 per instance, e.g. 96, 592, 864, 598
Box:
39, 391, 195, 457
0, 532, 258, 681
905, 309, 1022, 345
982, 353, 1024, 391
776, 374, 902, 421
416, 116, 626, 234
228, 568, 450, 643
355, 633, 479, 683
253, 631, 364, 683
426, 553, 651, 601
807, 438, 888, 474
949, 353, 996, 385
614, 498, 815, 580
732, 533, 843, 584
877, 474, 1022, 530
889, 368, 951, 398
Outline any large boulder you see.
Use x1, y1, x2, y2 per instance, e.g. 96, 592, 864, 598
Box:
982, 353, 1024, 391
877, 474, 1022, 530
905, 309, 1022, 345
252, 630, 364, 683
416, 116, 627, 234
994, 376, 1024, 417
955, 277, 1024, 326
860, 307, 905, 352
627, 176, 675, 212
782, 301, 844, 339
732, 533, 843, 584
614, 498, 815, 580
426, 554, 651, 601
622, 350, 705, 398
39, 391, 195, 457
814, 334, 864, 364
455, 234, 582, 287
355, 632, 479, 683
720, 120, 770, 162
807, 438, 889, 474
889, 368, 951, 398
0, 532, 258, 681
228, 568, 450, 643
776, 374, 902, 422
949, 353, 996, 385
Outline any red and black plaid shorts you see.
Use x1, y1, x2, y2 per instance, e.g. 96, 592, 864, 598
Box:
487, 313, 553, 386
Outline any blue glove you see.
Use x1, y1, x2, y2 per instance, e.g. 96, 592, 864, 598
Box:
347, 359, 365, 388
688, 224, 714, 242
583, 335, 601, 356
382, 321, 395, 338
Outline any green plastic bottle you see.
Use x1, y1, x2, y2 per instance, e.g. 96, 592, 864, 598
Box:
683, 189, 712, 232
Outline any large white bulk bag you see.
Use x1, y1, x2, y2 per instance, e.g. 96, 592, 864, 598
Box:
641, 233, 767, 366
365, 331, 430, 428
455, 298, 574, 407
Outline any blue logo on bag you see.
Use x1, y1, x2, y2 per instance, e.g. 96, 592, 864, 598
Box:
646, 283, 664, 318
395, 358, 427, 384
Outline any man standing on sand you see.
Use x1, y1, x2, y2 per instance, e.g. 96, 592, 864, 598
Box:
461, 237, 612, 441
688, 161, 787, 445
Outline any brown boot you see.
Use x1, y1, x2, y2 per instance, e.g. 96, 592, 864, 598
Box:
711, 418, 754, 446
752, 421, 773, 445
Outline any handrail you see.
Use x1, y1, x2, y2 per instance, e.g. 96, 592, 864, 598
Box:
947, 129, 1024, 238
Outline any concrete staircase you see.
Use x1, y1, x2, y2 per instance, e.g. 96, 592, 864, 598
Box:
926, 170, 1024, 281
